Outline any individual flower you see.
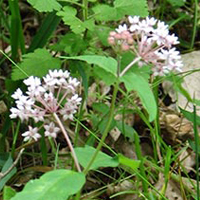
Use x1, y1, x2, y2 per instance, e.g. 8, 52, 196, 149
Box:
44, 122, 60, 138
22, 126, 41, 141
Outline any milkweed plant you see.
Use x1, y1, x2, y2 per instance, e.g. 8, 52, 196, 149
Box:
10, 16, 182, 176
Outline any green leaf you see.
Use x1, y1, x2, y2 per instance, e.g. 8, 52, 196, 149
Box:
92, 0, 148, 22
167, 0, 185, 7
27, 0, 61, 12
60, 55, 117, 76
75, 146, 119, 170
10, 170, 85, 200
115, 120, 137, 142
11, 49, 61, 81
3, 186, 16, 200
50, 33, 88, 55
121, 72, 157, 122
0, 155, 17, 191
28, 12, 61, 53
114, 0, 148, 17
57, 6, 95, 34
118, 154, 140, 170
93, 67, 117, 85
180, 107, 200, 126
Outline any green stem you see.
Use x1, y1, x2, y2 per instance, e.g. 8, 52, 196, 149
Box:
83, 81, 119, 175
190, 0, 198, 49
82, 0, 88, 21
134, 132, 149, 197
193, 104, 199, 199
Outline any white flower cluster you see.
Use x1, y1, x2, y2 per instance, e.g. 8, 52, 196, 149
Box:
108, 16, 183, 76
10, 69, 81, 141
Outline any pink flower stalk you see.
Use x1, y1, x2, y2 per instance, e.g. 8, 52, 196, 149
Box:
108, 16, 183, 76
10, 69, 81, 141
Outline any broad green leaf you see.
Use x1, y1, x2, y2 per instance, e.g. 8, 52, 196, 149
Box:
11, 49, 61, 81
121, 72, 157, 122
115, 120, 137, 142
75, 146, 119, 170
27, 0, 61, 12
0, 155, 17, 191
93, 66, 117, 85
3, 186, 16, 200
11, 170, 85, 200
118, 154, 140, 170
92, 0, 148, 22
60, 55, 117, 76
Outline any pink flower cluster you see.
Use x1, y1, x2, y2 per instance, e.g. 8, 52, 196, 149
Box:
108, 16, 183, 76
10, 69, 81, 141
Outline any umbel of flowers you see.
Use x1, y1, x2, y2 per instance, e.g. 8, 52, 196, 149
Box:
10, 69, 81, 141
108, 16, 183, 76
10, 69, 82, 171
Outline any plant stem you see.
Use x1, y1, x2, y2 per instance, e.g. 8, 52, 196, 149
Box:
193, 104, 199, 199
190, 0, 198, 49
120, 56, 141, 77
82, 0, 88, 21
83, 81, 119, 175
53, 113, 81, 172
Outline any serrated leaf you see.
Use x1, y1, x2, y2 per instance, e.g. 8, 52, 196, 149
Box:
92, 0, 148, 22
75, 146, 119, 170
121, 72, 157, 122
11, 49, 61, 81
57, 6, 94, 34
10, 170, 85, 200
27, 0, 61, 12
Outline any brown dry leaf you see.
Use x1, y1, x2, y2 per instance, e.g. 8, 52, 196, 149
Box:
87, 81, 110, 107
107, 180, 142, 200
179, 149, 195, 172
0, 100, 7, 114
163, 51, 200, 115
155, 173, 183, 200
160, 109, 193, 144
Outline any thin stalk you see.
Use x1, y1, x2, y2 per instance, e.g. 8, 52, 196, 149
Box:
190, 0, 198, 49
53, 112, 81, 172
82, 0, 88, 21
134, 132, 149, 197
0, 49, 29, 77
193, 104, 199, 199
120, 56, 141, 77
11, 120, 20, 157
83, 81, 119, 175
